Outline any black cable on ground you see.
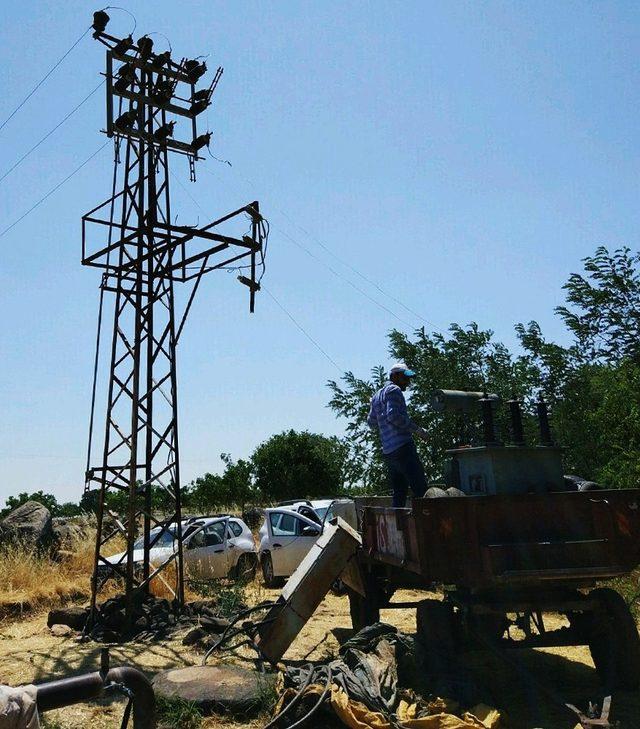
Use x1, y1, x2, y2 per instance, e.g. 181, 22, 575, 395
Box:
264, 664, 333, 729
201, 602, 279, 665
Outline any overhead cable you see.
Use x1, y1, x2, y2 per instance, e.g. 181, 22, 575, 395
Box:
274, 223, 416, 329
0, 141, 109, 239
0, 28, 91, 134
201, 163, 444, 332
262, 285, 344, 374
0, 81, 104, 185
278, 208, 444, 332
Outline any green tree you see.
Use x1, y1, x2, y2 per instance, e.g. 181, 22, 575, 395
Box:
329, 323, 543, 491
328, 247, 640, 492
251, 430, 347, 502
1, 490, 60, 518
556, 246, 640, 364
187, 454, 255, 512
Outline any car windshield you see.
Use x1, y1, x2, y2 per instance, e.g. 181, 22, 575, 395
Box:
313, 507, 328, 521
133, 527, 175, 550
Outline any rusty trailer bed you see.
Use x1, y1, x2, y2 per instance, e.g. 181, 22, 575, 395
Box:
359, 489, 640, 589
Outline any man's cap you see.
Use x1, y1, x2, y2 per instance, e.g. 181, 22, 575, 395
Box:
390, 362, 416, 377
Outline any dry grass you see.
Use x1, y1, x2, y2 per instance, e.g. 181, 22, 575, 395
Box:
0, 538, 96, 618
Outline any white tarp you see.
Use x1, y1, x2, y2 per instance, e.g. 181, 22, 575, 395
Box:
0, 684, 40, 729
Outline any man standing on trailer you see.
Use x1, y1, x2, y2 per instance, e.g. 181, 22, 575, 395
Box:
368, 363, 429, 507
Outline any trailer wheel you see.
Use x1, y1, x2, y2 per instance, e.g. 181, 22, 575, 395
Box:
588, 588, 640, 690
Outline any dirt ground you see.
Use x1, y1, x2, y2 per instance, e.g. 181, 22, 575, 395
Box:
1, 587, 638, 729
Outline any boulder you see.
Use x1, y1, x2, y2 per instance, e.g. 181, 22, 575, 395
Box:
51, 517, 86, 545
0, 501, 52, 550
153, 665, 276, 716
47, 606, 89, 631
50, 624, 73, 638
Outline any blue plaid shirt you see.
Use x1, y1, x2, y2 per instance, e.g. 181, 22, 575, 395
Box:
367, 382, 418, 454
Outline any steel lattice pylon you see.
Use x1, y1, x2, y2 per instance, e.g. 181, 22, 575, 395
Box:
83, 11, 267, 625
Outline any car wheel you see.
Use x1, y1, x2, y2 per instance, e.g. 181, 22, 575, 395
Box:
261, 553, 283, 588
234, 553, 257, 582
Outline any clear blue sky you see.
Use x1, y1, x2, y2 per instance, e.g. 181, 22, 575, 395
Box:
0, 1, 638, 504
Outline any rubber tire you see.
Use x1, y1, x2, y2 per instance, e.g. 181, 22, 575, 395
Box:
234, 553, 256, 582
261, 553, 283, 588
588, 588, 640, 690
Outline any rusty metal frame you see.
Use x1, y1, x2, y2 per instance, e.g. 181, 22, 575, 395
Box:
85, 24, 267, 627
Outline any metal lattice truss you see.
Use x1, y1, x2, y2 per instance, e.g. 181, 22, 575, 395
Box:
84, 15, 267, 622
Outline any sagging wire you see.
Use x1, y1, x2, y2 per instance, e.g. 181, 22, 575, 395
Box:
0, 141, 109, 239
262, 285, 345, 375
0, 80, 104, 185
102, 6, 137, 36
86, 106, 123, 484
0, 27, 91, 134
144, 32, 172, 53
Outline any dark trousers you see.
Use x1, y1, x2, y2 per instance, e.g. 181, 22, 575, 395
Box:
384, 440, 427, 507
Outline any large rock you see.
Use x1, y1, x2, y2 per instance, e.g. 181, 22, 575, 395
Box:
52, 517, 86, 545
0, 501, 52, 550
47, 606, 89, 631
153, 665, 276, 716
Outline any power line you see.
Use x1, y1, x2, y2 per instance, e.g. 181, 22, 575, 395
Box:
0, 81, 103, 185
262, 285, 344, 374
277, 208, 444, 332
200, 163, 445, 332
0, 141, 109, 239
0, 28, 91, 134
274, 223, 416, 329
179, 170, 419, 331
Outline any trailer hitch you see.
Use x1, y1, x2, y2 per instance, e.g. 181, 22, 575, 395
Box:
566, 696, 612, 728
34, 647, 156, 728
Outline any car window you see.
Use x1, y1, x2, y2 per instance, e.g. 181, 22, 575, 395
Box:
189, 530, 206, 549
270, 512, 296, 536
296, 517, 318, 536
229, 521, 243, 538
134, 528, 174, 549
204, 522, 225, 546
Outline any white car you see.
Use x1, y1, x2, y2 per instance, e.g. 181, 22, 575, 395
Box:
258, 499, 357, 587
103, 515, 257, 582
275, 498, 357, 528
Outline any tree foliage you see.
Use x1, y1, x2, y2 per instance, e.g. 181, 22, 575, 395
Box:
328, 247, 640, 492
252, 430, 347, 502
0, 490, 82, 519
556, 246, 640, 364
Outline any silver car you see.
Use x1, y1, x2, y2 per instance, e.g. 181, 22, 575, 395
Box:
103, 515, 257, 581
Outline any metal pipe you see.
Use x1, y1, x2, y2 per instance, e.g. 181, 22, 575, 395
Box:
35, 665, 155, 728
